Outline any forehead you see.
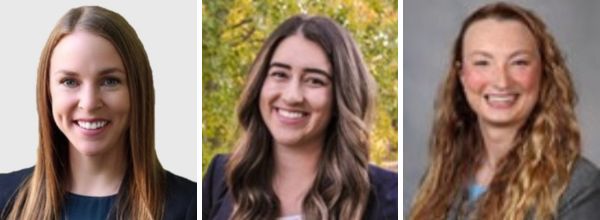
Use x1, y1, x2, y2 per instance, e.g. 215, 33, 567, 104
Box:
463, 18, 538, 55
270, 35, 331, 74
50, 31, 124, 74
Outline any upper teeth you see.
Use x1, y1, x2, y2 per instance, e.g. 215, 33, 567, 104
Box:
487, 94, 516, 102
77, 121, 108, 130
279, 109, 304, 119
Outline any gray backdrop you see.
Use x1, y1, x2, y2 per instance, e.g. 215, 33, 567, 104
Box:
404, 0, 600, 215
0, 1, 197, 181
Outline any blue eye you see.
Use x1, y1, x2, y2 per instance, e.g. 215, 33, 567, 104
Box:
60, 78, 79, 88
102, 78, 121, 87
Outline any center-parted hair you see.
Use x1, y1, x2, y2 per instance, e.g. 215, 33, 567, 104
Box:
3, 6, 166, 220
226, 14, 377, 220
410, 2, 580, 220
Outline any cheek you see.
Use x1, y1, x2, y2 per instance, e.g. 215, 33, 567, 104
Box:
259, 81, 277, 106
461, 67, 488, 93
107, 91, 131, 116
49, 90, 75, 120
308, 88, 333, 116
513, 67, 541, 92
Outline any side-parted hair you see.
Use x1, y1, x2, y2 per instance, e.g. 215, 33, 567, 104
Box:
226, 14, 376, 220
410, 2, 580, 220
2, 6, 166, 220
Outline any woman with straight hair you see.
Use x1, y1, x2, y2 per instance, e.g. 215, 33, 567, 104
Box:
410, 2, 600, 220
203, 14, 398, 220
0, 6, 196, 220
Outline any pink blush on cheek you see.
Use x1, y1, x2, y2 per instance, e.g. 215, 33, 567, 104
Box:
511, 66, 541, 91
461, 67, 488, 92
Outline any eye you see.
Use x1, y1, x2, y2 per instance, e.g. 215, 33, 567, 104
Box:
269, 71, 288, 80
102, 77, 121, 87
473, 60, 489, 66
60, 78, 79, 88
512, 59, 530, 66
305, 77, 326, 87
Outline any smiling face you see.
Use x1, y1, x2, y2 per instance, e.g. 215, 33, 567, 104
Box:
460, 18, 541, 129
259, 34, 333, 148
49, 31, 130, 157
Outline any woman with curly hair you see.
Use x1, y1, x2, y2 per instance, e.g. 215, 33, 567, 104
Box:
410, 2, 600, 220
203, 15, 398, 220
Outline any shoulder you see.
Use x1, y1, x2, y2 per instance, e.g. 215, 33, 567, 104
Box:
365, 164, 398, 220
557, 157, 600, 218
202, 154, 233, 220
163, 170, 197, 220
202, 154, 228, 192
368, 164, 398, 188
0, 167, 33, 211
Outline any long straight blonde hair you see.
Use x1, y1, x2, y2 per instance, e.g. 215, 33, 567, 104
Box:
2, 6, 166, 220
226, 15, 376, 220
410, 2, 580, 220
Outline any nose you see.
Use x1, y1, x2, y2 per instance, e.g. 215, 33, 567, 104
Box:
281, 78, 303, 104
78, 84, 103, 111
493, 64, 511, 89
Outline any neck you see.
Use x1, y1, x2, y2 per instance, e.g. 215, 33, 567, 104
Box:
479, 123, 520, 168
475, 122, 520, 186
272, 139, 323, 216
68, 143, 126, 197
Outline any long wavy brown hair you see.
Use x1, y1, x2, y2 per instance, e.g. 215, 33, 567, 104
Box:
410, 2, 580, 220
226, 14, 376, 220
2, 6, 166, 220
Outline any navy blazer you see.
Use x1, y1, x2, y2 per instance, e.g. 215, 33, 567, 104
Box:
0, 167, 197, 220
203, 154, 398, 220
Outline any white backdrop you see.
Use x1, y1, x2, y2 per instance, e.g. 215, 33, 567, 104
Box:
0, 1, 197, 181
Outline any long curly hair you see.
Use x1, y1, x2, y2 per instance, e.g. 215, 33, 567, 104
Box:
410, 2, 580, 220
226, 14, 376, 220
2, 6, 165, 220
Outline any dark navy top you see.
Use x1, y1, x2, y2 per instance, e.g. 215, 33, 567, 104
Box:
62, 193, 116, 220
0, 167, 197, 220
203, 154, 398, 220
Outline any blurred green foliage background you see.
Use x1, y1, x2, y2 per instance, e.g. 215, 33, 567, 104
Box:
202, 0, 398, 174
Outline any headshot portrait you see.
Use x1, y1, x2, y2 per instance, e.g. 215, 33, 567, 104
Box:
405, 1, 600, 219
202, 0, 398, 219
0, 2, 196, 219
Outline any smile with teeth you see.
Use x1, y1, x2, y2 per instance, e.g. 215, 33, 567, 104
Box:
76, 120, 109, 130
485, 93, 519, 105
277, 108, 307, 119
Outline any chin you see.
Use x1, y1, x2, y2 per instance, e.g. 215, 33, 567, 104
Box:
272, 135, 303, 147
71, 143, 109, 156
481, 115, 525, 127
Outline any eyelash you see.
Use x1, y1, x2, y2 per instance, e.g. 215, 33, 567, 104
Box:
306, 78, 325, 86
512, 60, 529, 66
473, 60, 489, 66
102, 77, 121, 87
269, 71, 288, 79
60, 78, 79, 88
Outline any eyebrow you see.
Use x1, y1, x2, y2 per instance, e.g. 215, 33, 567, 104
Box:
269, 62, 332, 79
53, 67, 126, 76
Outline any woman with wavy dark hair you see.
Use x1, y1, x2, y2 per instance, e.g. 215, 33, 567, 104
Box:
0, 6, 196, 220
410, 2, 600, 220
203, 14, 397, 220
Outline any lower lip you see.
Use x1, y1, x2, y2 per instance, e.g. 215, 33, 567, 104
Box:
74, 122, 110, 137
275, 108, 308, 126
